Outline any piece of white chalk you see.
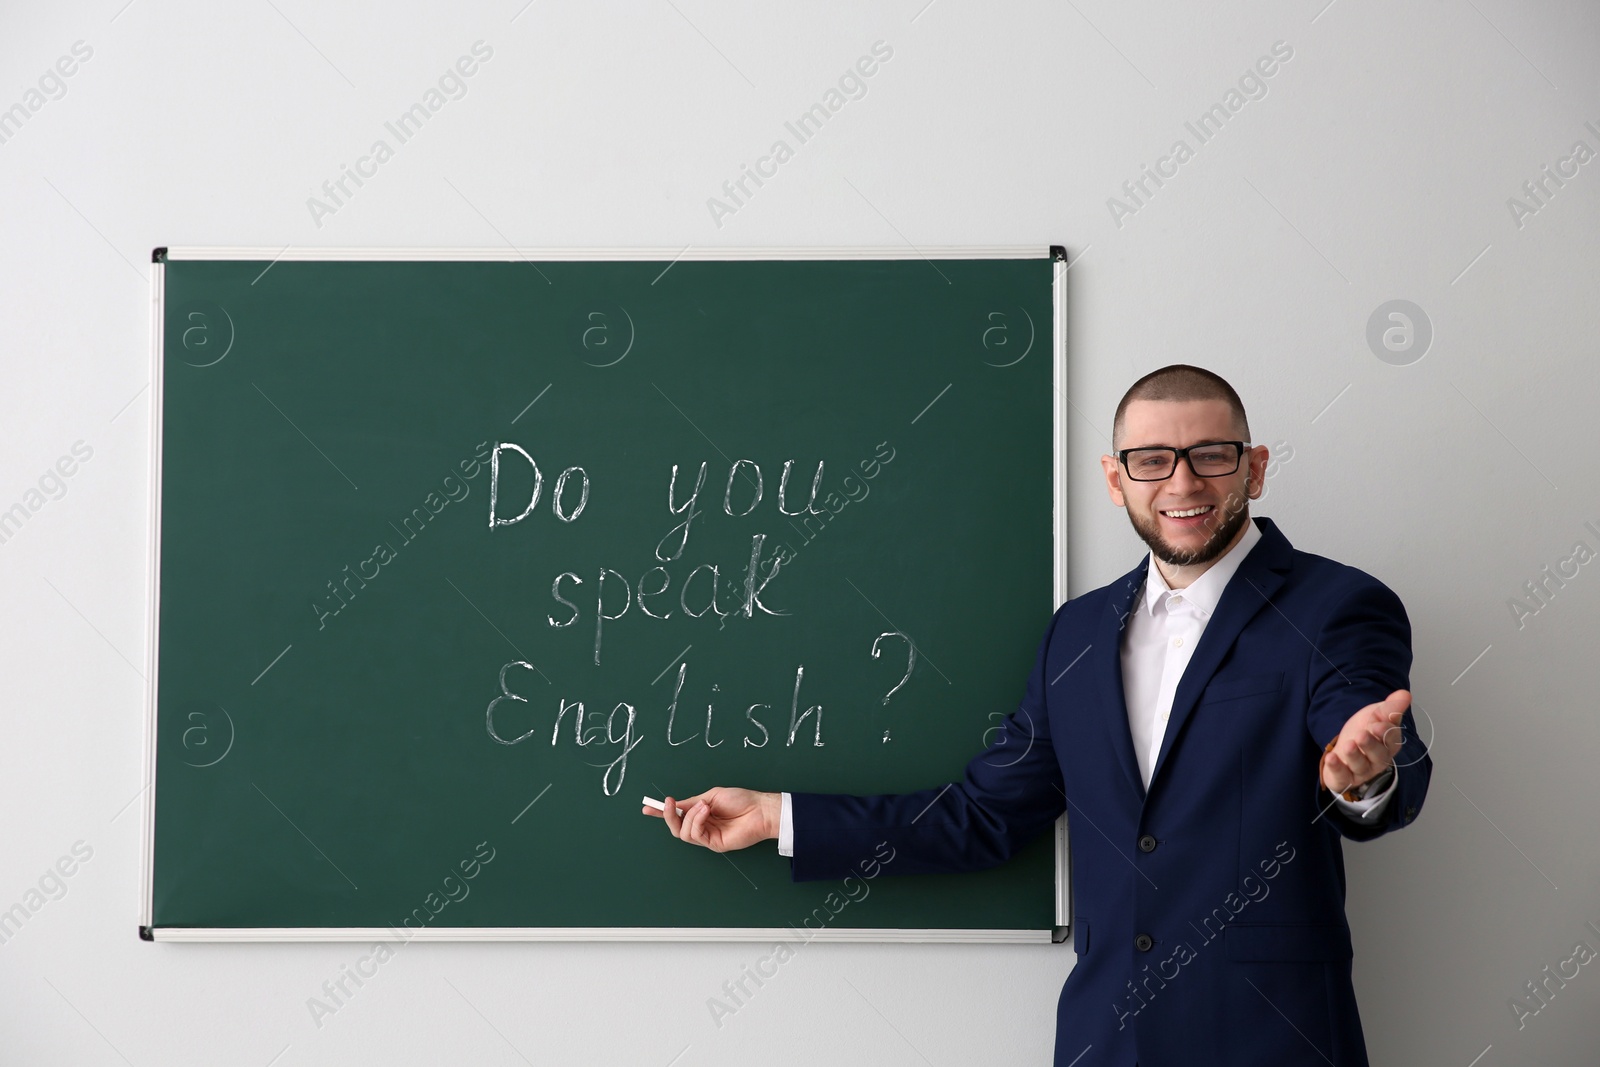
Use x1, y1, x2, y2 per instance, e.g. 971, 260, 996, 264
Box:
642, 796, 685, 817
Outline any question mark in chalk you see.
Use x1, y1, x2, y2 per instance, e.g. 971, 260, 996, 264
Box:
871, 632, 917, 742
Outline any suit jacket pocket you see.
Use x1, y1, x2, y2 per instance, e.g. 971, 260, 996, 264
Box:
1198, 671, 1283, 705
1224, 921, 1352, 961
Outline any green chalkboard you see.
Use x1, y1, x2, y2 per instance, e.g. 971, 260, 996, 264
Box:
143, 248, 1064, 939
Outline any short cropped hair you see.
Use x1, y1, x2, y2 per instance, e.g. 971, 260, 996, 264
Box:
1112, 364, 1250, 450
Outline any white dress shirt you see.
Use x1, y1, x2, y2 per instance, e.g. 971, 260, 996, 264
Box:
777, 518, 1395, 856
1122, 519, 1394, 820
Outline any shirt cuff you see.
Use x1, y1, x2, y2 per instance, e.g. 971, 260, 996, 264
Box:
1331, 768, 1398, 823
777, 792, 794, 857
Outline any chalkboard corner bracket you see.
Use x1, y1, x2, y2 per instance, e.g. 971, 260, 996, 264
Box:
1049, 245, 1068, 262
139, 925, 154, 942
151, 247, 167, 264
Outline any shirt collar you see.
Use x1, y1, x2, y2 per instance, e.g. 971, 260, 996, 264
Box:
1140, 516, 1263, 618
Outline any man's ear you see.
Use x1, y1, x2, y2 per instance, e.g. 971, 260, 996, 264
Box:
1101, 453, 1126, 507
1246, 444, 1270, 498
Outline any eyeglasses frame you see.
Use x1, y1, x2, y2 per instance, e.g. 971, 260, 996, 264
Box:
1114, 440, 1251, 482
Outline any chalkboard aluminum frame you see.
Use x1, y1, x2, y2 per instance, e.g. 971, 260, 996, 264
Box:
140, 245, 1071, 943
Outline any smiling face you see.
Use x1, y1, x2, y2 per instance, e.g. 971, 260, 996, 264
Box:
1101, 398, 1269, 586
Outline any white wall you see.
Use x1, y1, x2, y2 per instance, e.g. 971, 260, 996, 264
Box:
2, 1, 1597, 1063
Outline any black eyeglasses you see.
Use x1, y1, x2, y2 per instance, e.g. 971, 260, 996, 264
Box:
1115, 441, 1248, 482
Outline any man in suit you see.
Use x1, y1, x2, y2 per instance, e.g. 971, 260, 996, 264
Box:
645, 364, 1432, 1066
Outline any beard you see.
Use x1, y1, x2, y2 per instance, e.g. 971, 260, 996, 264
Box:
1126, 496, 1251, 569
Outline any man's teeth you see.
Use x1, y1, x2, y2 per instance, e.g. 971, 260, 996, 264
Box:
1162, 505, 1213, 518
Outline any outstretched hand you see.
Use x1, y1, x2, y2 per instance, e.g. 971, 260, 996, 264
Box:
1320, 689, 1410, 796
643, 787, 780, 853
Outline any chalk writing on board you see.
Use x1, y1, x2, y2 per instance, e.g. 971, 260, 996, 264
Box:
870, 631, 916, 742
485, 657, 823, 795
489, 447, 829, 551
655, 458, 828, 561
548, 533, 790, 665
870, 632, 915, 705
630, 440, 897, 641
474, 445, 924, 793
750, 441, 896, 578
491, 445, 842, 664
488, 443, 591, 527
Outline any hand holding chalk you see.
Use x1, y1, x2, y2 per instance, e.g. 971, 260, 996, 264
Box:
641, 796, 685, 817
641, 787, 781, 854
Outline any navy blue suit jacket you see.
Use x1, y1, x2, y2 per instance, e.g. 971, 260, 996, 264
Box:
789, 517, 1431, 1066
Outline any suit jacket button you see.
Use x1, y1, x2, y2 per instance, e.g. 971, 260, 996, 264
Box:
1138, 834, 1157, 853
1405, 806, 1417, 819
1134, 933, 1153, 952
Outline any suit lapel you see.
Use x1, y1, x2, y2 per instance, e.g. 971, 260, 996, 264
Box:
1095, 559, 1149, 801
1145, 517, 1294, 798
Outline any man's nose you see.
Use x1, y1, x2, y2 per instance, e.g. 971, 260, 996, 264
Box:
1167, 456, 1205, 493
